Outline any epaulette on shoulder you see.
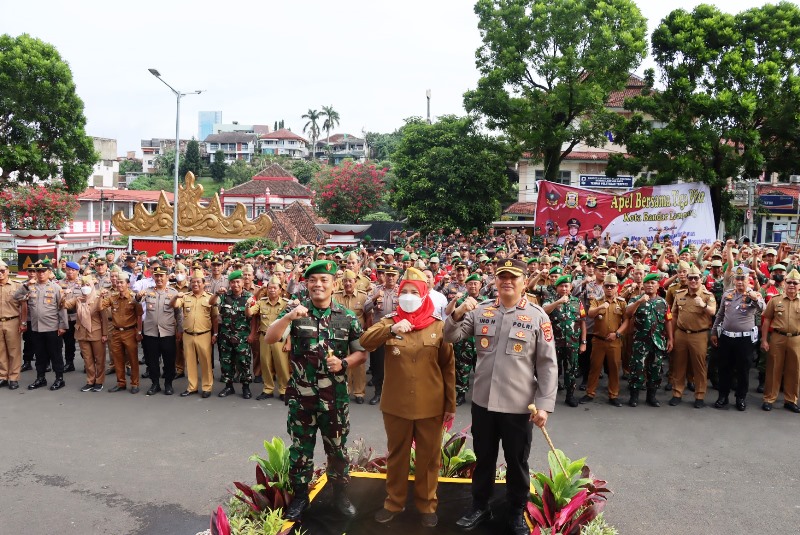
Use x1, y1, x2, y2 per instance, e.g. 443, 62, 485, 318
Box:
385, 311, 398, 318
432, 312, 443, 321
675, 288, 688, 294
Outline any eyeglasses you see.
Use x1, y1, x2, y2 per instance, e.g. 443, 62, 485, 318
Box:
687, 276, 700, 281
0, 269, 7, 273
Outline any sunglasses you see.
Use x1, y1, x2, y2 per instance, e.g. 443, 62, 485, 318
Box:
687, 276, 700, 281
604, 284, 616, 288
786, 281, 799, 285
0, 269, 7, 273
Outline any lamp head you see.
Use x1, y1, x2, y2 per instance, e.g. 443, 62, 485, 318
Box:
148, 68, 161, 77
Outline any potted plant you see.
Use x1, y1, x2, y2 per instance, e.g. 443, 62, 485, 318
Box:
0, 183, 79, 238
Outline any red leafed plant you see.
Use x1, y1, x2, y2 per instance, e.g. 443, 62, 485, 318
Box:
0, 183, 79, 230
526, 449, 611, 535
231, 464, 293, 513
210, 506, 230, 535
312, 160, 386, 223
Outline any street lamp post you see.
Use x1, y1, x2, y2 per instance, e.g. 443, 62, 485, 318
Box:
99, 190, 105, 245
148, 68, 203, 256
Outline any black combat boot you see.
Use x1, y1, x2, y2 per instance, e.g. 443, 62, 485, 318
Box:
49, 375, 65, 390
565, 388, 579, 407
218, 382, 235, 397
756, 372, 765, 394
241, 383, 252, 399
646, 388, 660, 407
333, 484, 356, 517
456, 392, 466, 406
284, 490, 309, 521
628, 389, 639, 407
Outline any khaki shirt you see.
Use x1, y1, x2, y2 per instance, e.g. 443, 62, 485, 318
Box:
140, 287, 182, 337
175, 292, 216, 334
590, 296, 628, 342
59, 278, 83, 321
673, 289, 717, 332
100, 291, 143, 330
0, 279, 22, 319
170, 280, 191, 296
64, 294, 106, 341
248, 297, 288, 333
665, 281, 687, 308
444, 296, 558, 414
360, 317, 455, 419
763, 294, 800, 334
15, 280, 68, 332
332, 290, 368, 327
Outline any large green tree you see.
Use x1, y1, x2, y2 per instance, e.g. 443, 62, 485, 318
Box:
209, 149, 227, 182
365, 129, 403, 161
0, 34, 97, 193
464, 0, 647, 181
391, 116, 510, 232
608, 2, 800, 230
181, 138, 203, 177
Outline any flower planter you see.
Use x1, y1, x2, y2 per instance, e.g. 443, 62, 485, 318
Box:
8, 229, 62, 241
8, 229, 62, 275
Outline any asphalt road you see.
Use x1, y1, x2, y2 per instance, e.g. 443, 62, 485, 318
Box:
1, 366, 798, 535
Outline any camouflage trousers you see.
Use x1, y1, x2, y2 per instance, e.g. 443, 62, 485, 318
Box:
629, 339, 665, 390
455, 339, 477, 395
556, 343, 580, 392
219, 331, 252, 384
287, 385, 351, 493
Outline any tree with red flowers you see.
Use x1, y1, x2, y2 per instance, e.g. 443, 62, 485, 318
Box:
312, 161, 386, 223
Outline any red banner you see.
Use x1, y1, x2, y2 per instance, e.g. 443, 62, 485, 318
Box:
131, 239, 235, 256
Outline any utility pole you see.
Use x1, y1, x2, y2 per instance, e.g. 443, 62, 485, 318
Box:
426, 89, 431, 124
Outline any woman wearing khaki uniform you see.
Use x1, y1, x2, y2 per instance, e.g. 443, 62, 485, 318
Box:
360, 267, 455, 528
64, 276, 108, 391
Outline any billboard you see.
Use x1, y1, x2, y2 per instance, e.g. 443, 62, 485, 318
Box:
535, 181, 716, 245
579, 175, 634, 188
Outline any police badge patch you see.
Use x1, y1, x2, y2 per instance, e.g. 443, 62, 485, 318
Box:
541, 322, 554, 342
480, 338, 490, 348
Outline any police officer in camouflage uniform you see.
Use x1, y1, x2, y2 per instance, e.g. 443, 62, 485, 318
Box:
446, 273, 487, 406
212, 270, 253, 399
542, 275, 586, 407
625, 273, 674, 407
266, 259, 367, 522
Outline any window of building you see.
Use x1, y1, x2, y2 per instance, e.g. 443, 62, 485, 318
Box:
210, 143, 219, 150
224, 205, 235, 217
255, 206, 266, 216
534, 170, 572, 185
241, 143, 248, 150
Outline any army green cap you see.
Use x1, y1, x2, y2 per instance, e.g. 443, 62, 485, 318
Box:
769, 263, 787, 272
465, 273, 482, 283
548, 266, 562, 275
643, 272, 662, 283
227, 269, 243, 281
679, 247, 691, 255
555, 274, 572, 286
304, 260, 338, 278
105, 249, 115, 255
527, 257, 539, 264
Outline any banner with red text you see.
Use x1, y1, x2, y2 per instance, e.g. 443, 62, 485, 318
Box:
535, 181, 716, 245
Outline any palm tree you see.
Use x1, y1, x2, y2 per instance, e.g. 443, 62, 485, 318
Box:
321, 105, 340, 156
302, 109, 321, 160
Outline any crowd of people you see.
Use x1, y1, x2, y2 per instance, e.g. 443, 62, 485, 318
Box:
0, 229, 798, 533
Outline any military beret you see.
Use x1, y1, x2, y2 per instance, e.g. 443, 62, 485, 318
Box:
105, 249, 115, 255
304, 260, 338, 278
227, 269, 243, 281
548, 266, 562, 275
65, 261, 80, 270
679, 247, 691, 255
643, 272, 662, 283
555, 275, 572, 286
527, 257, 539, 264
465, 273, 482, 283
163, 254, 173, 259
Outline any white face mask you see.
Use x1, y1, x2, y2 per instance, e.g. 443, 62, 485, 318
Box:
80, 286, 92, 296
176, 273, 186, 282
398, 293, 423, 313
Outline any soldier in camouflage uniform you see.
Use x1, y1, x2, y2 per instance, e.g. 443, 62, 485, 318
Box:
543, 275, 586, 407
625, 273, 674, 407
445, 273, 487, 406
211, 270, 253, 399
266, 260, 367, 522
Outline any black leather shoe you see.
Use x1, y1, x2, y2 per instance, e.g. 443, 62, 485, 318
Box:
421, 512, 438, 528
756, 382, 765, 394
218, 385, 235, 398
455, 506, 492, 530
242, 385, 252, 399
0, 380, 8, 388
108, 385, 126, 392
628, 390, 639, 407
64, 362, 76, 372
256, 392, 271, 401
374, 508, 402, 523
456, 393, 466, 406
9, 381, 19, 390
579, 395, 593, 404
28, 377, 47, 390
694, 399, 705, 409
164, 384, 174, 395
253, 376, 263, 383
201, 391, 211, 398
49, 378, 65, 391
180, 390, 196, 397
333, 492, 356, 517
784, 402, 800, 413
762, 402, 773, 411
714, 397, 729, 409
284, 496, 309, 521
174, 372, 185, 379
354, 396, 365, 404
21, 362, 32, 372
509, 511, 529, 535
736, 398, 746, 411
369, 393, 381, 405
609, 398, 622, 407
80, 383, 94, 392
147, 384, 161, 396
668, 396, 681, 406
129, 386, 140, 394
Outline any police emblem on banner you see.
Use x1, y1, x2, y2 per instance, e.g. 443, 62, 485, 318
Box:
586, 195, 597, 208
546, 190, 560, 207
565, 191, 578, 209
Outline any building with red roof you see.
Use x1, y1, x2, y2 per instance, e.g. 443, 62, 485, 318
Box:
258, 128, 308, 159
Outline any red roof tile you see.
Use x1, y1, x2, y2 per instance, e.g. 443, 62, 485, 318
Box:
606, 74, 648, 108
259, 128, 307, 142
253, 163, 295, 179
504, 202, 537, 215
757, 183, 800, 199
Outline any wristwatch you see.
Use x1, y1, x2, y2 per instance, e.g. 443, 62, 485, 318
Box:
340, 358, 349, 372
